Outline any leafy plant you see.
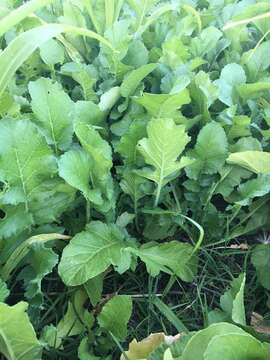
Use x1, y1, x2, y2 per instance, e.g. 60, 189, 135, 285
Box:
1, 0, 270, 359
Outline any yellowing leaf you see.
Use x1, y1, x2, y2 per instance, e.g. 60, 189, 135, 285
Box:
227, 151, 270, 174
121, 333, 165, 360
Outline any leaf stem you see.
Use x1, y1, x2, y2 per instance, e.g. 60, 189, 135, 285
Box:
154, 182, 162, 207
86, 200, 91, 224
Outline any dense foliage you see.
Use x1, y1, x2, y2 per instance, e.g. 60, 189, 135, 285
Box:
1, 0, 270, 359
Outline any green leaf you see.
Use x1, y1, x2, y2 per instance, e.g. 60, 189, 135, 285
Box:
75, 101, 105, 127
57, 290, 90, 340
251, 244, 270, 290
120, 166, 151, 205
136, 117, 192, 206
134, 90, 191, 117
78, 337, 100, 360
123, 39, 149, 67
58, 149, 103, 206
220, 273, 246, 325
1, 233, 69, 282
130, 241, 197, 282
0, 24, 114, 98
189, 71, 218, 120
116, 120, 147, 165
58, 221, 134, 286
99, 86, 121, 112
204, 333, 269, 360
0, 205, 33, 239
19, 243, 58, 303
186, 122, 228, 180
227, 151, 270, 174
0, 302, 42, 360
242, 40, 270, 82
75, 122, 114, 213
39, 39, 65, 66
84, 273, 104, 306
29, 78, 74, 152
215, 63, 246, 106
120, 63, 157, 97
61, 62, 98, 102
235, 175, 270, 205
97, 295, 132, 340
0, 119, 56, 209
191, 26, 222, 57
181, 323, 246, 360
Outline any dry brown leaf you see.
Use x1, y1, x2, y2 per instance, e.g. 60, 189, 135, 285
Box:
230, 243, 249, 250
251, 312, 270, 336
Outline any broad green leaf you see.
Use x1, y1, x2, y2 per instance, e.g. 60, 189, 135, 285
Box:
58, 149, 103, 206
39, 39, 65, 66
0, 0, 54, 38
120, 166, 152, 206
191, 26, 222, 57
123, 39, 149, 67
129, 241, 197, 282
189, 71, 218, 121
58, 221, 134, 286
0, 205, 33, 239
75, 101, 105, 127
181, 323, 246, 360
215, 63, 246, 106
75, 122, 114, 212
97, 295, 132, 340
120, 63, 157, 97
57, 290, 90, 340
161, 36, 190, 69
227, 151, 270, 174
186, 122, 228, 180
242, 41, 270, 81
220, 273, 246, 325
84, 273, 104, 306
136, 118, 192, 206
204, 333, 269, 360
19, 243, 58, 303
134, 90, 191, 117
251, 244, 270, 290
0, 24, 114, 98
61, 62, 98, 102
116, 120, 147, 165
29, 78, 74, 152
235, 175, 270, 205
0, 119, 56, 209
0, 302, 42, 360
78, 337, 100, 360
121, 333, 165, 360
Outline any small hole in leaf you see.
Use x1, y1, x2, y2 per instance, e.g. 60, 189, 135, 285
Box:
0, 210, 6, 219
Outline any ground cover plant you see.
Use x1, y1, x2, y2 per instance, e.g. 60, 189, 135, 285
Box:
1, 0, 270, 358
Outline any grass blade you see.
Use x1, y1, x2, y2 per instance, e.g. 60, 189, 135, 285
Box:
0, 0, 54, 38
152, 296, 188, 333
